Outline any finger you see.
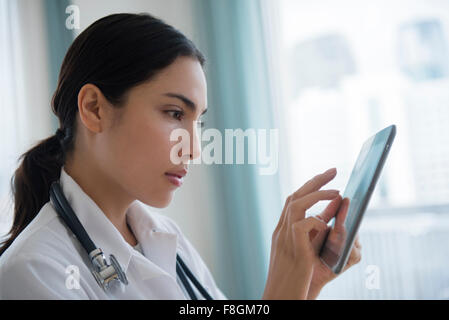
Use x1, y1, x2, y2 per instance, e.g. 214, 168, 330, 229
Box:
346, 245, 362, 268
290, 168, 338, 202
279, 167, 337, 230
354, 234, 361, 246
311, 225, 331, 253
275, 194, 293, 232
292, 216, 328, 237
308, 215, 326, 240
334, 197, 350, 232
316, 195, 343, 223
287, 189, 340, 224
291, 217, 328, 255
341, 238, 362, 273
354, 237, 362, 251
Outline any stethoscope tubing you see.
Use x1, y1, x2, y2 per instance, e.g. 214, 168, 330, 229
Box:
176, 257, 198, 299
49, 182, 97, 253
177, 254, 213, 300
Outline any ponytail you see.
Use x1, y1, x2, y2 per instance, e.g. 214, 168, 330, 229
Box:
0, 133, 64, 255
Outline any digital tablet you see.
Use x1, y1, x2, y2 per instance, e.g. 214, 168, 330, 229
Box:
319, 124, 396, 274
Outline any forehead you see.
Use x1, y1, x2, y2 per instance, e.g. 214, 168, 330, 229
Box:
132, 56, 207, 110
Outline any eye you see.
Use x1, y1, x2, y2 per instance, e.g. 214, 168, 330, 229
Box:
166, 110, 184, 121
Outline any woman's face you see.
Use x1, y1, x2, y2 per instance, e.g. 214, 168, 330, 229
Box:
94, 56, 207, 208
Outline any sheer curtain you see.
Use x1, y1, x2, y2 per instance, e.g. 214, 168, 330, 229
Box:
0, 0, 53, 238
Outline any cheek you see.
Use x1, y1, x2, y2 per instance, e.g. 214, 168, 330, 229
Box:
98, 108, 184, 206
114, 120, 174, 176
122, 123, 180, 206
111, 117, 184, 201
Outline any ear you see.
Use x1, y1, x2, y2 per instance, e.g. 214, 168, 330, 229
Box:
77, 83, 111, 134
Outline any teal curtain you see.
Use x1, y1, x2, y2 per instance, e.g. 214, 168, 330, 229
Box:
43, 0, 75, 129
193, 0, 283, 299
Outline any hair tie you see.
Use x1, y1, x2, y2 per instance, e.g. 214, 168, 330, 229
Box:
55, 128, 65, 141
55, 127, 71, 146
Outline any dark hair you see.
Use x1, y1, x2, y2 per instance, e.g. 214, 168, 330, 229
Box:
0, 13, 205, 255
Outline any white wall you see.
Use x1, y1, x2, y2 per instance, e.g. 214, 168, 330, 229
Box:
69, 0, 222, 283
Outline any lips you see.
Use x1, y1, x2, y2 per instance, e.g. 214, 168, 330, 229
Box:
165, 169, 187, 178
165, 169, 187, 187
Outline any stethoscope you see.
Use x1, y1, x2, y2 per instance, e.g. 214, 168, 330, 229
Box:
49, 180, 213, 300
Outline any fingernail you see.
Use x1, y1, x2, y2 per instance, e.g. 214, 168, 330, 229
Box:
325, 168, 337, 176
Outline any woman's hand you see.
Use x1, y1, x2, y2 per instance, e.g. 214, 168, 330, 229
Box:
307, 195, 362, 299
262, 168, 341, 300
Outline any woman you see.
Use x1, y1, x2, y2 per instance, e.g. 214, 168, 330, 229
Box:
0, 13, 361, 299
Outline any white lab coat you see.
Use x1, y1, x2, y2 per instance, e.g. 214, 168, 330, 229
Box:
0, 167, 227, 300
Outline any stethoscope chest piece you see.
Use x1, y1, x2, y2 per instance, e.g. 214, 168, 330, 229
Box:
89, 248, 128, 290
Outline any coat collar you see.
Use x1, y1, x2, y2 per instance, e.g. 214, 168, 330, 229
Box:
58, 167, 179, 281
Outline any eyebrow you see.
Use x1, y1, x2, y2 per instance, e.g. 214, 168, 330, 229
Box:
163, 92, 208, 115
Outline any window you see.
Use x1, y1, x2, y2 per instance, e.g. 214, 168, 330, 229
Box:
272, 0, 449, 299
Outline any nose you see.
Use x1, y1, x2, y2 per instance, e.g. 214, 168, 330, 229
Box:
177, 124, 201, 162
191, 126, 202, 161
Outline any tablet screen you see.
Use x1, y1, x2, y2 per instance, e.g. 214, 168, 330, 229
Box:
319, 125, 396, 273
